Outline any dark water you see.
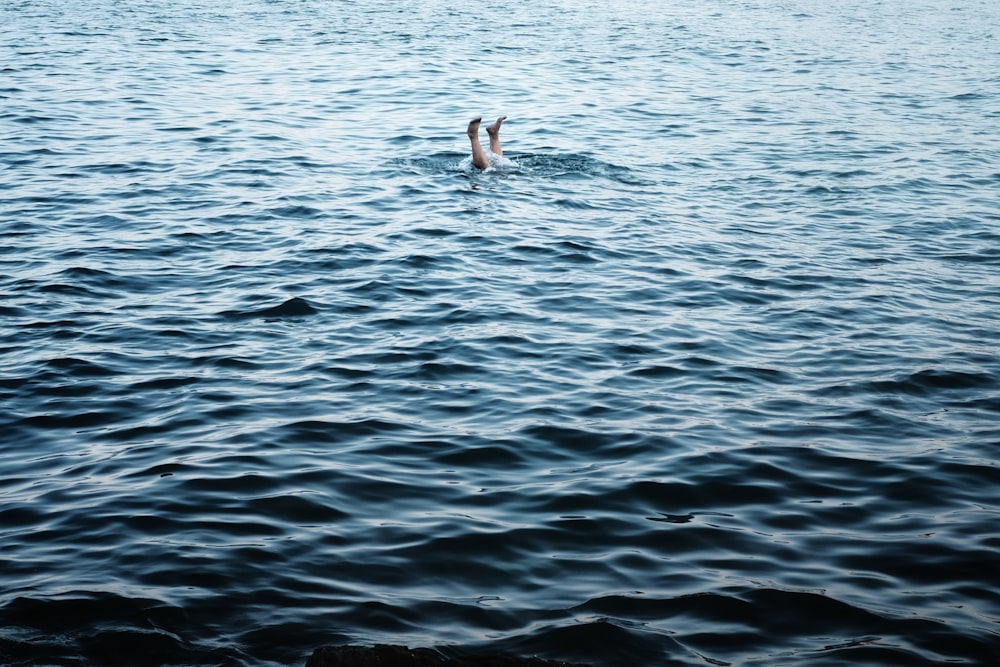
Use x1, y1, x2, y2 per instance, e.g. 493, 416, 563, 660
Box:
2, 0, 1000, 665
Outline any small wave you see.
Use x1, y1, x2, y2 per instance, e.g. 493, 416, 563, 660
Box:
219, 296, 319, 320
950, 91, 987, 101
0, 593, 245, 666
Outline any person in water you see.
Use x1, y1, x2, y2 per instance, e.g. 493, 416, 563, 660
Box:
467, 116, 506, 170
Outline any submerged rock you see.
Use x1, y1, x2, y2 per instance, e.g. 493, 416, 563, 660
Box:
306, 644, 591, 667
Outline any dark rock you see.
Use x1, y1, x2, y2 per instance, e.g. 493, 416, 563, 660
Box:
306, 644, 591, 667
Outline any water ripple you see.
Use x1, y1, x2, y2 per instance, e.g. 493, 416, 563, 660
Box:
3, 0, 1000, 665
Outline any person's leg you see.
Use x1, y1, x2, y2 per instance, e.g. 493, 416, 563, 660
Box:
467, 118, 489, 170
486, 116, 507, 156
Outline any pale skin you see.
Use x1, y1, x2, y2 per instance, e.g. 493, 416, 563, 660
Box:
467, 116, 506, 170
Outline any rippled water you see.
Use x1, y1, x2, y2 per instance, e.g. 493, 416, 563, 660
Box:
2, 0, 1000, 665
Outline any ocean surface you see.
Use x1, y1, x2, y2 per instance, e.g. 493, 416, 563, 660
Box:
2, 0, 999, 665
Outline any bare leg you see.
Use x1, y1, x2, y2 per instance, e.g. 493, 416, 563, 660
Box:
467, 118, 489, 170
486, 116, 506, 156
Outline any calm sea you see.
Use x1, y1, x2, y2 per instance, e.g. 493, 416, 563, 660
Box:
2, 0, 999, 665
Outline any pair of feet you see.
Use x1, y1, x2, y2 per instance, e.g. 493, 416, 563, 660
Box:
467, 116, 506, 170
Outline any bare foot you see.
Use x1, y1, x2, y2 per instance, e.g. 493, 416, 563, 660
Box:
485, 116, 507, 137
467, 117, 482, 139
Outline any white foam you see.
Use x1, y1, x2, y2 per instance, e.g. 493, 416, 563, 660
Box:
460, 151, 519, 173
487, 152, 518, 171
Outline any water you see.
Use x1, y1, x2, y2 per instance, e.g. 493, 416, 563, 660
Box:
2, 0, 999, 665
